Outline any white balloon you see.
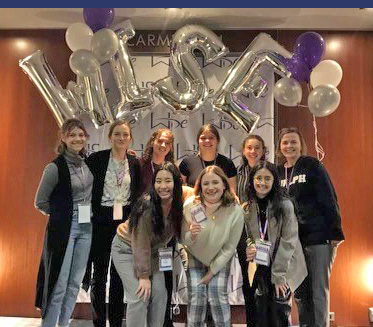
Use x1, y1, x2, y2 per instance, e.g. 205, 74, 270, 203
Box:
69, 49, 100, 77
310, 60, 343, 88
65, 23, 93, 52
274, 77, 302, 107
308, 84, 340, 117
91, 28, 119, 63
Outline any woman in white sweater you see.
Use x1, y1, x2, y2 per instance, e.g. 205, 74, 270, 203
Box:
182, 165, 244, 327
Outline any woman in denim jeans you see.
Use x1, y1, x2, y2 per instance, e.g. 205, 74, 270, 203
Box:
34, 118, 93, 327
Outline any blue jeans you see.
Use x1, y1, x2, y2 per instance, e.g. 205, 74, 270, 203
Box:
42, 212, 92, 327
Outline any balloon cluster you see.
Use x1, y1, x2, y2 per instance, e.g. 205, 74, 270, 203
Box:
22, 9, 344, 133
19, 8, 294, 133
274, 32, 343, 118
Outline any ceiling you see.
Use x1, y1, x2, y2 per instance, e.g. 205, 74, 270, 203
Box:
1, 8, 373, 31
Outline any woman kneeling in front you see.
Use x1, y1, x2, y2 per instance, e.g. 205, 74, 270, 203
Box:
182, 165, 244, 327
111, 162, 183, 327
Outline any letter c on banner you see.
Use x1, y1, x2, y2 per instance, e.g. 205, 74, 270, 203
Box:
153, 24, 228, 114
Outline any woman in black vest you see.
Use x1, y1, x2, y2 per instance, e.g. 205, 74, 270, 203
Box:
86, 119, 141, 327
35, 118, 93, 327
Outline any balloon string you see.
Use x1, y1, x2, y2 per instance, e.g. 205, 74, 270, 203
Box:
312, 115, 325, 161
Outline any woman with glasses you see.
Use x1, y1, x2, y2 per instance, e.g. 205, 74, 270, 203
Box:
86, 119, 141, 327
179, 124, 237, 192
277, 127, 344, 327
244, 162, 307, 327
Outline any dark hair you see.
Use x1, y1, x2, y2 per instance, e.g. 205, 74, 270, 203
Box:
129, 162, 183, 239
194, 165, 236, 206
247, 162, 288, 222
196, 124, 220, 144
56, 118, 89, 155
142, 129, 174, 163
276, 127, 307, 159
241, 134, 267, 166
108, 119, 133, 139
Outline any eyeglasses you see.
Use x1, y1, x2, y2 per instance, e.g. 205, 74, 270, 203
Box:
254, 176, 273, 183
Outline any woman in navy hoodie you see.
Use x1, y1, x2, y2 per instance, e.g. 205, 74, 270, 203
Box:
276, 127, 344, 327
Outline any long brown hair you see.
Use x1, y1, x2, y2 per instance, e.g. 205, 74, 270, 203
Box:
194, 165, 235, 206
56, 118, 89, 155
142, 129, 174, 163
276, 127, 307, 159
241, 134, 266, 166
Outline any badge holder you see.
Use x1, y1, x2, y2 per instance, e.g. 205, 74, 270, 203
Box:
254, 239, 271, 267
78, 204, 91, 224
113, 200, 123, 221
190, 203, 207, 223
159, 247, 173, 271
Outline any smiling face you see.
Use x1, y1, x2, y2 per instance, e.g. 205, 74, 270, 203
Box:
61, 127, 87, 154
109, 124, 132, 152
154, 169, 174, 202
243, 138, 264, 167
201, 172, 225, 204
198, 130, 219, 153
280, 132, 302, 162
253, 168, 274, 199
152, 131, 173, 159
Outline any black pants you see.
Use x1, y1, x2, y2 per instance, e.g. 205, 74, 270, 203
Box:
237, 228, 255, 327
90, 222, 124, 327
252, 265, 291, 327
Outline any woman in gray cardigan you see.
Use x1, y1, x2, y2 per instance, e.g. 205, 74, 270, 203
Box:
244, 162, 307, 327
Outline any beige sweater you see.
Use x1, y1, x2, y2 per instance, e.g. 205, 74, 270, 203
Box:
181, 196, 244, 274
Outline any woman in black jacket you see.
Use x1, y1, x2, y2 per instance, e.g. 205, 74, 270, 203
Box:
277, 127, 344, 327
86, 119, 141, 327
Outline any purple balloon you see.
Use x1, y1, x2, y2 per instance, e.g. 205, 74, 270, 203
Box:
293, 32, 325, 70
83, 8, 115, 32
282, 56, 311, 83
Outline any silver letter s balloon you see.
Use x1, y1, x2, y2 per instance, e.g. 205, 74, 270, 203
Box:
153, 24, 228, 113
19, 50, 80, 127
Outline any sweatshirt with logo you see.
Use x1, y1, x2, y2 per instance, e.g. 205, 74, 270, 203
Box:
277, 156, 345, 246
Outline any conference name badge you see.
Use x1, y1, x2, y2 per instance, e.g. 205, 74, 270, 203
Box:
113, 200, 123, 221
78, 204, 91, 224
254, 239, 272, 267
190, 203, 207, 223
159, 247, 173, 271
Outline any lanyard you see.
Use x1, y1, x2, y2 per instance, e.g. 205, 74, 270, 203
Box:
199, 154, 217, 169
150, 161, 160, 174
284, 165, 295, 191
257, 203, 268, 240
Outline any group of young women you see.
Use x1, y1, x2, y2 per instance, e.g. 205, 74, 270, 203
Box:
34, 119, 344, 327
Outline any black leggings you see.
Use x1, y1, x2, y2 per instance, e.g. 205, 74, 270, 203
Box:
252, 265, 292, 327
